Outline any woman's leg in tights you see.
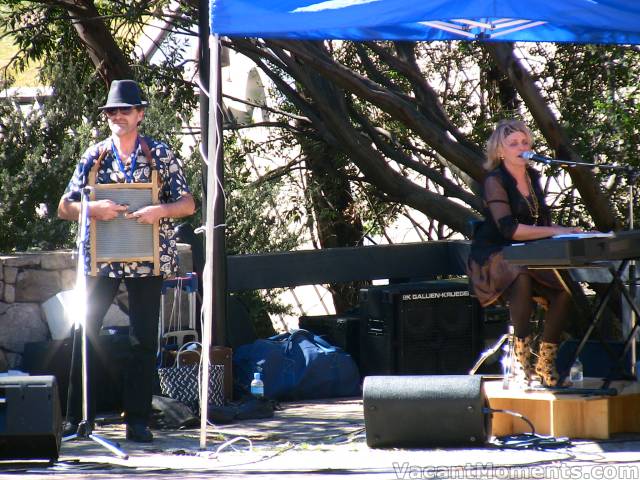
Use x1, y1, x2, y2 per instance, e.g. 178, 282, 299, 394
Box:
532, 281, 571, 386
534, 282, 571, 344
502, 274, 535, 338
503, 273, 571, 342
502, 274, 538, 379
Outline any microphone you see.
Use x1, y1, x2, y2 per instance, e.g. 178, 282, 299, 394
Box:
519, 151, 554, 164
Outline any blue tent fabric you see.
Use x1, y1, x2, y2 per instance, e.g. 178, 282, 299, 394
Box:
210, 0, 640, 44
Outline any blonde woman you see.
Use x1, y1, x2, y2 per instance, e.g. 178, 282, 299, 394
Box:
467, 119, 581, 386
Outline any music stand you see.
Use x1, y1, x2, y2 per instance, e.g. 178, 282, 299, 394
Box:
62, 187, 128, 459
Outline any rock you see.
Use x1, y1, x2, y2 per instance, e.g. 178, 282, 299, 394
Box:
4, 284, 15, 304
0, 303, 48, 353
60, 269, 77, 290
116, 291, 129, 313
103, 304, 130, 328
4, 267, 18, 284
41, 251, 75, 270
1, 254, 41, 268
14, 269, 61, 303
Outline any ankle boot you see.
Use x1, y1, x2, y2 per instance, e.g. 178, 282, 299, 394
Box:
514, 335, 538, 382
535, 341, 566, 387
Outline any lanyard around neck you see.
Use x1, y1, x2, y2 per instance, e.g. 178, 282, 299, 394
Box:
111, 137, 140, 183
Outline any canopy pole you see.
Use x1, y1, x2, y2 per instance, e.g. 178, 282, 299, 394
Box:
199, 7, 226, 446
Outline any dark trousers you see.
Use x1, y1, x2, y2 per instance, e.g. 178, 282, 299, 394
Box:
67, 275, 163, 426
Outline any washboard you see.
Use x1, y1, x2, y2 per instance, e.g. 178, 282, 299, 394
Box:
89, 154, 160, 275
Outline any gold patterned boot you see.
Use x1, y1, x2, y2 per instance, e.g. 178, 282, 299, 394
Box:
514, 335, 539, 384
535, 341, 566, 387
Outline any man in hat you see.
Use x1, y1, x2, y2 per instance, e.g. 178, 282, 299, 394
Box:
58, 79, 195, 442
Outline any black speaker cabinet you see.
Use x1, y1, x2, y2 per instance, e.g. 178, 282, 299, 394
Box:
299, 314, 361, 366
363, 375, 490, 448
557, 340, 634, 379
359, 280, 483, 376
22, 334, 132, 414
0, 375, 62, 461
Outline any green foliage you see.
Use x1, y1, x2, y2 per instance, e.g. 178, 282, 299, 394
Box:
531, 44, 640, 227
224, 132, 301, 255
0, 59, 97, 251
0, 0, 297, 332
0, 1, 200, 252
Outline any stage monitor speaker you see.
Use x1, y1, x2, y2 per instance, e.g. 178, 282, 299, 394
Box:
0, 375, 62, 461
363, 375, 490, 448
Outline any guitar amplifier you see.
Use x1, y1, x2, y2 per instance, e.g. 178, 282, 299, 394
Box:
359, 280, 483, 376
90, 182, 160, 275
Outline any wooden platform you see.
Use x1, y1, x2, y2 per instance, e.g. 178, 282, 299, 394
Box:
485, 378, 640, 439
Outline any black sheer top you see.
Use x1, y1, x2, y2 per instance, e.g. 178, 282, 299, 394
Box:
470, 163, 551, 265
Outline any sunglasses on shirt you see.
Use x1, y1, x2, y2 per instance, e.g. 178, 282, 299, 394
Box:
104, 106, 136, 116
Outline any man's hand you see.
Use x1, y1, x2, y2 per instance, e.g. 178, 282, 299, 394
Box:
90, 200, 128, 221
124, 205, 163, 224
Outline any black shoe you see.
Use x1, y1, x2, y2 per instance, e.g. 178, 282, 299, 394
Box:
126, 424, 153, 443
62, 422, 79, 438
62, 420, 95, 437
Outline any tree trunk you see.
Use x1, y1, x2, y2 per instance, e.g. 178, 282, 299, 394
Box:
53, 0, 134, 84
303, 138, 369, 313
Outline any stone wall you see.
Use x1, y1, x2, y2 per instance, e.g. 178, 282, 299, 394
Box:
0, 251, 78, 369
0, 247, 193, 370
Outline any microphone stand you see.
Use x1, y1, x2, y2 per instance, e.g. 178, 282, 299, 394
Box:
527, 155, 638, 175
531, 155, 640, 378
62, 187, 128, 459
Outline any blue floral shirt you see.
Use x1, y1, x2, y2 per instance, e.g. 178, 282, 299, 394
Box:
63, 136, 191, 278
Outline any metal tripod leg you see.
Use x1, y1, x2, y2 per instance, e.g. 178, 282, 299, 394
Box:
63, 420, 129, 460
469, 333, 510, 375
61, 323, 129, 460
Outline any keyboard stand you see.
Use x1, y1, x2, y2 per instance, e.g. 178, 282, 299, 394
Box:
558, 259, 638, 388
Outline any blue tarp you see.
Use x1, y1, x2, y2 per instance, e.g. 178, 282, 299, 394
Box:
210, 0, 640, 44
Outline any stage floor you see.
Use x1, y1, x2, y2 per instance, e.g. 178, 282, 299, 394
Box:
485, 378, 640, 439
4, 395, 640, 479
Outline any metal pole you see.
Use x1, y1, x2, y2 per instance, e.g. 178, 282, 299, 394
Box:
199, 0, 227, 449
629, 183, 636, 377
63, 188, 128, 459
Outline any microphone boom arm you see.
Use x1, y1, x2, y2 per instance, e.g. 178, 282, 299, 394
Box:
524, 152, 639, 175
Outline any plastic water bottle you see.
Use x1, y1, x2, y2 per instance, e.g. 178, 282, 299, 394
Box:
570, 357, 584, 383
250, 372, 264, 398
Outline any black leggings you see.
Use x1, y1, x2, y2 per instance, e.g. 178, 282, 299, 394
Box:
502, 273, 570, 343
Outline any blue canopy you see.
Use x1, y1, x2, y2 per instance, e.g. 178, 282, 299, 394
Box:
210, 0, 640, 44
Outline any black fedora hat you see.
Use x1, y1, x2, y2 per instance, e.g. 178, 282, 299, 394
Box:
99, 79, 148, 110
